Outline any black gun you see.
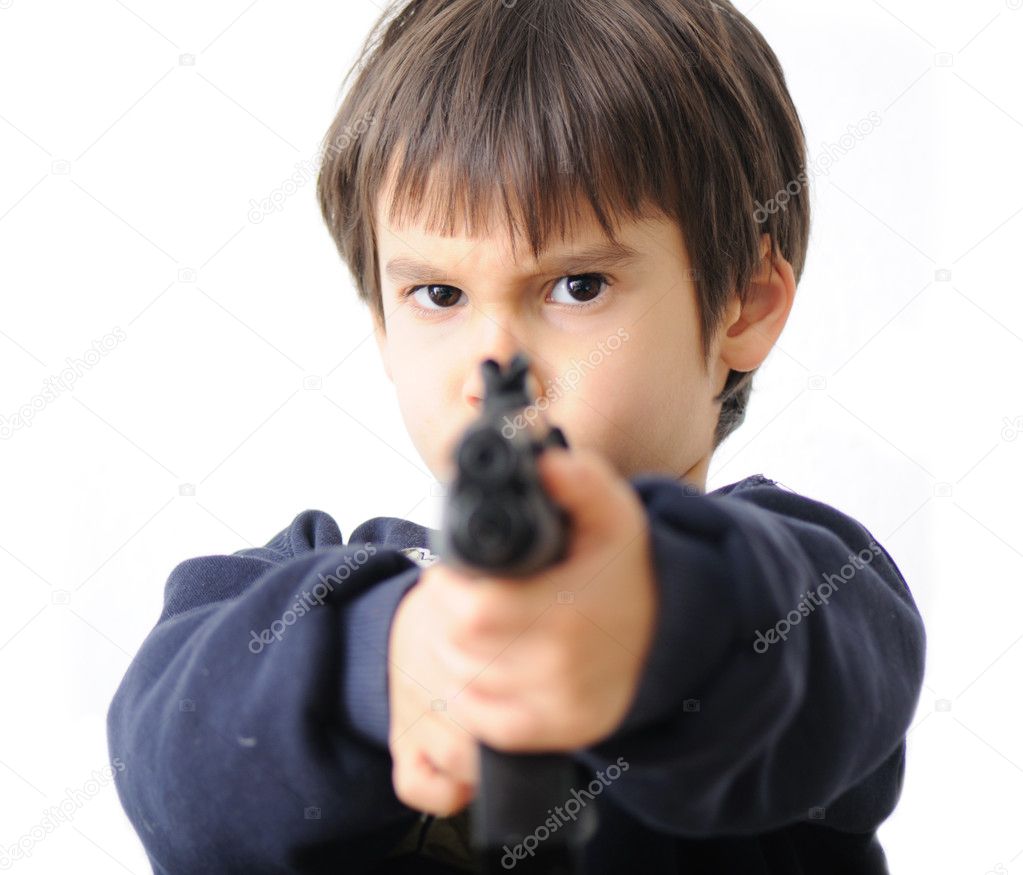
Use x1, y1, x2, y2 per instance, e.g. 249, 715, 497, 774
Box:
429, 352, 597, 875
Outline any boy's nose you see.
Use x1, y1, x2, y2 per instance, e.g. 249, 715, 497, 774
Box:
462, 354, 543, 411
461, 309, 541, 408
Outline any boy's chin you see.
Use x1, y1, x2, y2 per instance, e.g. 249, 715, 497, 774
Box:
431, 434, 464, 484
428, 452, 456, 488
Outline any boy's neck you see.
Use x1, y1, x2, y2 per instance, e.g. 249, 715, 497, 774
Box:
681, 456, 709, 494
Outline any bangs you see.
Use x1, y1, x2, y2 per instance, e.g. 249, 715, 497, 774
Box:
376, 140, 659, 262
356, 0, 691, 261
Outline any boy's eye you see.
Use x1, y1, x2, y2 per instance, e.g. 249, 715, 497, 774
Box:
404, 284, 467, 311
549, 274, 608, 306
401, 274, 610, 314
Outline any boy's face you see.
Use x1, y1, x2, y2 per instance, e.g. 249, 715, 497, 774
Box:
371, 190, 739, 490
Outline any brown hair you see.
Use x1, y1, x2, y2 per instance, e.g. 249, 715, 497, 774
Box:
316, 0, 810, 450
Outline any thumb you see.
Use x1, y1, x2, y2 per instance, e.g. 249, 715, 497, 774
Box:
536, 446, 623, 530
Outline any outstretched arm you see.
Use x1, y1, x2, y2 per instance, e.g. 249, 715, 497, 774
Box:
572, 474, 926, 837
107, 510, 425, 874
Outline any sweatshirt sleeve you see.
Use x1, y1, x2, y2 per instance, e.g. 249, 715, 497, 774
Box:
570, 476, 927, 838
106, 509, 423, 875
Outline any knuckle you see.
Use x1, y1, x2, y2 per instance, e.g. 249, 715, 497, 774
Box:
433, 785, 468, 818
450, 594, 496, 641
391, 759, 418, 806
579, 448, 609, 482
570, 457, 598, 492
541, 638, 575, 683
459, 597, 490, 633
489, 709, 535, 751
392, 757, 447, 816
563, 705, 598, 747
432, 739, 467, 781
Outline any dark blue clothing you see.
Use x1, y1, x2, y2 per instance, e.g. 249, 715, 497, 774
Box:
106, 473, 926, 874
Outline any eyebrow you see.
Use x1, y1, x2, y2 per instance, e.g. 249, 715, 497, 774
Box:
384, 241, 641, 284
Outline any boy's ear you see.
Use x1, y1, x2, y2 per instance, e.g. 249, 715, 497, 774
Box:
718, 233, 797, 374
372, 310, 393, 383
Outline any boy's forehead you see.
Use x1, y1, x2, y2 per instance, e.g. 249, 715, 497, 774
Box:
373, 187, 667, 267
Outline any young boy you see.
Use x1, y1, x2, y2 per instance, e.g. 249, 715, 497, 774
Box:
107, 0, 926, 872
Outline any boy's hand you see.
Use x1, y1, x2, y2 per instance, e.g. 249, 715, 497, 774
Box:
388, 575, 482, 817
386, 446, 658, 815
439, 445, 657, 751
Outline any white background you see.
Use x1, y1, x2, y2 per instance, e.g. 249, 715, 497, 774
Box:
0, 1, 1020, 872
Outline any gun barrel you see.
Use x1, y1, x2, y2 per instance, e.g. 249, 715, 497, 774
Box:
432, 354, 570, 577
428, 353, 589, 874
456, 426, 519, 486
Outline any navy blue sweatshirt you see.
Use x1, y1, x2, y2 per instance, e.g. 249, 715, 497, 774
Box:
106, 472, 926, 874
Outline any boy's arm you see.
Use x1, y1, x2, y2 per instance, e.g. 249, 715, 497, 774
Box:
570, 477, 926, 838
106, 509, 424, 874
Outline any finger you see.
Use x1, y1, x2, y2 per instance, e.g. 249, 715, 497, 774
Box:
431, 564, 544, 638
525, 370, 543, 406
412, 708, 482, 789
454, 694, 558, 754
434, 630, 501, 698
392, 748, 476, 817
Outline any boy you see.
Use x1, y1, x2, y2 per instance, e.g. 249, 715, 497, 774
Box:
107, 0, 926, 872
